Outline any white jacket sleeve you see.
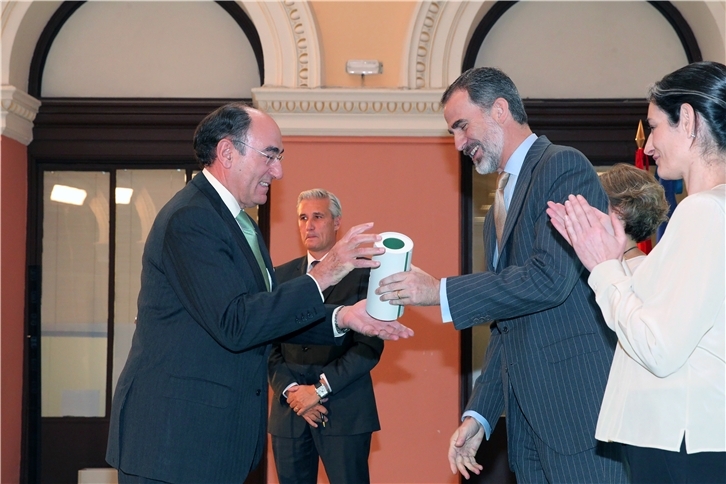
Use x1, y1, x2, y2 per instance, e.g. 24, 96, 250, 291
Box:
588, 191, 725, 378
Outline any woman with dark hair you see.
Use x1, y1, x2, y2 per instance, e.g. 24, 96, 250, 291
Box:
547, 61, 726, 483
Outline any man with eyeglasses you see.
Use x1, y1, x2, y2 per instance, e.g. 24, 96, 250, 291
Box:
106, 103, 413, 484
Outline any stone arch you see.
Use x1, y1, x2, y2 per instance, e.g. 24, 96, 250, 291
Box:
1, 0, 321, 144
404, 1, 707, 90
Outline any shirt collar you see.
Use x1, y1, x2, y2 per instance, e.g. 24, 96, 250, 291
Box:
307, 252, 329, 266
203, 168, 241, 217
502, 133, 538, 177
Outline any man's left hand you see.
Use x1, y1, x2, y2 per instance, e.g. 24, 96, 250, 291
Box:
286, 385, 327, 416
337, 300, 414, 340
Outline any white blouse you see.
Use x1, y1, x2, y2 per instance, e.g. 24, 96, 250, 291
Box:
591, 184, 725, 453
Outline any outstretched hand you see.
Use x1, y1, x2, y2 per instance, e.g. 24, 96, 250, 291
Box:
448, 417, 485, 479
547, 195, 626, 271
376, 264, 441, 306
309, 223, 383, 291
337, 300, 414, 341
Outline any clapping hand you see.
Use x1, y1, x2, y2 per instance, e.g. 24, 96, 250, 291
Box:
547, 195, 626, 271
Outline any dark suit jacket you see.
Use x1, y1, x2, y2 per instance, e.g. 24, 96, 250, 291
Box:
106, 173, 343, 483
448, 137, 617, 455
268, 257, 382, 438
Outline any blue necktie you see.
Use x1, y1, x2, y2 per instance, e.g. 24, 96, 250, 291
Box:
235, 210, 270, 291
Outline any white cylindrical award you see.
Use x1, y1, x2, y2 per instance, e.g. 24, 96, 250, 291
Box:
366, 232, 414, 321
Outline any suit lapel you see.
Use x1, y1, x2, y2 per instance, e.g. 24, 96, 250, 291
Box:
192, 174, 271, 292
498, 136, 552, 253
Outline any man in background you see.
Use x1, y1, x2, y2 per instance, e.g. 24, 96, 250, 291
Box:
269, 189, 383, 484
377, 68, 626, 483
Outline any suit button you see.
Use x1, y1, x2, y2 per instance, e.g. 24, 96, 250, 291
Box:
256, 389, 261, 396
302, 346, 309, 352
502, 326, 509, 333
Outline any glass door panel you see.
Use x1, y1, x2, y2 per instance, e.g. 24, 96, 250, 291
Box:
41, 171, 110, 417
471, 168, 497, 384
113, 169, 187, 395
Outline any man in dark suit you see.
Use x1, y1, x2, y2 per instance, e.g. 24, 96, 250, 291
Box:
377, 68, 627, 482
105, 103, 412, 484
269, 188, 383, 484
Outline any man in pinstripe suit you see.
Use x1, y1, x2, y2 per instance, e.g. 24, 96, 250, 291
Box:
378, 68, 626, 483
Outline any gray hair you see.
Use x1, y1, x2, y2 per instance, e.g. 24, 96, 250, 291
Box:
297, 188, 342, 219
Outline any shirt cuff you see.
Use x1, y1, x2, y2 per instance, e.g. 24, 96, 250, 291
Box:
319, 373, 332, 393
587, 259, 627, 294
332, 306, 348, 337
282, 382, 298, 399
462, 410, 492, 441
440, 277, 453, 323
305, 273, 325, 301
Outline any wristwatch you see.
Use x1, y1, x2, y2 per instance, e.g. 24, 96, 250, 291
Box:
314, 381, 329, 399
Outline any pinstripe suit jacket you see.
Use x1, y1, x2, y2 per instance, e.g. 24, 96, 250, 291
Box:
106, 173, 342, 483
448, 136, 617, 455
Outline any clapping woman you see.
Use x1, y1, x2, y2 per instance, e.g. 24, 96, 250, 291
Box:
547, 61, 726, 483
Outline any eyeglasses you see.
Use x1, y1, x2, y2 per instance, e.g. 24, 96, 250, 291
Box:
235, 140, 284, 166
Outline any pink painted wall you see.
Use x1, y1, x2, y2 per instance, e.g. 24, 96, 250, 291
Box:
0, 135, 28, 484
267, 136, 462, 483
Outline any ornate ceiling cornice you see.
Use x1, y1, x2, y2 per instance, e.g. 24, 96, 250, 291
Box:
253, 87, 448, 137
1, 85, 41, 145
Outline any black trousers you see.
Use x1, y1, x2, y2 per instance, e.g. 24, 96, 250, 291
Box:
624, 440, 726, 484
272, 430, 372, 484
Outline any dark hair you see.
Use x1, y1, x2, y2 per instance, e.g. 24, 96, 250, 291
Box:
193, 102, 253, 167
600, 164, 669, 243
441, 67, 528, 124
648, 61, 726, 156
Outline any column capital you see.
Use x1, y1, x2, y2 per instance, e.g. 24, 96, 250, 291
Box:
1, 85, 41, 146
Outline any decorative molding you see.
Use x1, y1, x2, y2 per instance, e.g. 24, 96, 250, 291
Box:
405, 1, 486, 89
252, 87, 447, 136
242, 1, 322, 88
1, 85, 41, 145
281, 1, 316, 87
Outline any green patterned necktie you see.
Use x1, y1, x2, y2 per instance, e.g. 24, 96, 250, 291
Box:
235, 210, 270, 291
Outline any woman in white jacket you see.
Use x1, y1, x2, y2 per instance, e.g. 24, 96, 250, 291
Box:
547, 61, 726, 484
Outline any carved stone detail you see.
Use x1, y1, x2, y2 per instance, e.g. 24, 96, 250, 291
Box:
1, 85, 41, 145
282, 2, 311, 87
414, 2, 442, 89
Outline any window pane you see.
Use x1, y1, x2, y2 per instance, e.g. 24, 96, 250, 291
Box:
113, 170, 186, 396
41, 171, 110, 417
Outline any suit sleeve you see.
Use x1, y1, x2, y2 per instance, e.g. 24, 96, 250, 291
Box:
447, 150, 608, 329
163, 205, 337, 352
465, 328, 505, 428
